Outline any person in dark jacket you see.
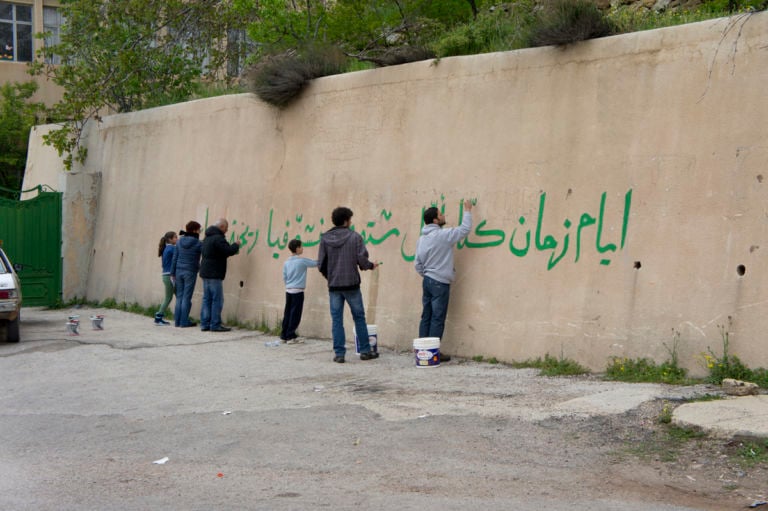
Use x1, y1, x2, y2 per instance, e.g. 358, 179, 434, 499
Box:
199, 218, 240, 332
170, 220, 202, 328
318, 206, 380, 363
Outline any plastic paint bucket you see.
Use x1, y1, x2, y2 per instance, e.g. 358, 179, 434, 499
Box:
354, 324, 378, 354
413, 337, 440, 368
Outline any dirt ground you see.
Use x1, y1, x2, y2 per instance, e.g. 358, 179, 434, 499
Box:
1, 307, 767, 510
555, 398, 768, 508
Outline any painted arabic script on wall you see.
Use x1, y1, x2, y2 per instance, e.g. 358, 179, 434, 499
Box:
220, 189, 632, 271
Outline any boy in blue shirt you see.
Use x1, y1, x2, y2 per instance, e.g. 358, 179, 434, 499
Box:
281, 239, 318, 343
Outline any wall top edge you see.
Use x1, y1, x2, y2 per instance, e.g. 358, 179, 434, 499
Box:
30, 10, 767, 130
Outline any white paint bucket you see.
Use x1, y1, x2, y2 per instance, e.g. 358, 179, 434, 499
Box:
413, 337, 440, 368
353, 324, 378, 354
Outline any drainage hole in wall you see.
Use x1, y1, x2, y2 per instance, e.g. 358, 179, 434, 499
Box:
737, 264, 746, 276
633, 261, 642, 269
239, 280, 244, 288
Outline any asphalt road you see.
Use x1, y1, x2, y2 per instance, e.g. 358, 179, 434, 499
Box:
0, 307, 741, 510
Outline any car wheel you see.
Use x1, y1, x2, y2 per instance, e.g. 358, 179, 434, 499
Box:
6, 317, 19, 343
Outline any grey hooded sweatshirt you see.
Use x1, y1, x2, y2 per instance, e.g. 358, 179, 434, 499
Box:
414, 211, 472, 284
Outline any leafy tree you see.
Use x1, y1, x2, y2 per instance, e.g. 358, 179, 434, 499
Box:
237, 0, 481, 62
30, 0, 256, 170
0, 82, 45, 195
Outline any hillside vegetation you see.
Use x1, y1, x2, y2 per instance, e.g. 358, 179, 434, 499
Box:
245, 0, 767, 106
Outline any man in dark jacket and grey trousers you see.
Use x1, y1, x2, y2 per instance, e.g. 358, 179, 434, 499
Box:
199, 218, 240, 332
318, 206, 379, 363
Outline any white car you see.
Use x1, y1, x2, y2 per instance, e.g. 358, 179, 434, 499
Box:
0, 247, 21, 342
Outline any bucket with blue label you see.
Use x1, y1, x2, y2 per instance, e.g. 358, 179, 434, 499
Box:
413, 337, 440, 367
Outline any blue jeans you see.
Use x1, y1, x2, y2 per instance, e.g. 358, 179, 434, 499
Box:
200, 278, 224, 330
174, 270, 197, 327
419, 276, 451, 339
329, 289, 370, 357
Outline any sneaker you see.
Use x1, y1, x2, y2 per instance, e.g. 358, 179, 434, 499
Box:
211, 326, 232, 332
333, 356, 345, 363
440, 352, 451, 362
200, 327, 210, 332
286, 337, 305, 345
286, 339, 298, 345
359, 351, 379, 360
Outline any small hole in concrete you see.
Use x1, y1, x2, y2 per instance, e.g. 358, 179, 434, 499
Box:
737, 265, 746, 276
633, 261, 642, 269
239, 280, 244, 288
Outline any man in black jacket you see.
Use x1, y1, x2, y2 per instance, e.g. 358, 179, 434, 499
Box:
199, 218, 240, 332
318, 206, 380, 363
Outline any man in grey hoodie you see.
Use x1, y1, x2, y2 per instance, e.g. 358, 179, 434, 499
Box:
318, 206, 380, 363
414, 199, 474, 362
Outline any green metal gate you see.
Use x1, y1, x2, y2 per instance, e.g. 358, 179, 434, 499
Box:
0, 185, 62, 306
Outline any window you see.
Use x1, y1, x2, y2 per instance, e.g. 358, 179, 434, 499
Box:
43, 6, 63, 64
0, 2, 33, 62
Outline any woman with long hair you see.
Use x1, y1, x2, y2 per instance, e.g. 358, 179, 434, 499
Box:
154, 231, 178, 325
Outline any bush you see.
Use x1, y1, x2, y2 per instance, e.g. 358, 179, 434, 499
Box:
247, 46, 347, 108
432, 4, 536, 58
529, 0, 615, 47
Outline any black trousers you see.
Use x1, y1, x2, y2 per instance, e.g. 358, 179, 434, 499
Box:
281, 291, 305, 340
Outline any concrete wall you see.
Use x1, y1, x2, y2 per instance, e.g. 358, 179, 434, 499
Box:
23, 13, 768, 373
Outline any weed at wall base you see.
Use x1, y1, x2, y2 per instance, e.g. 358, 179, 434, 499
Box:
511, 353, 590, 376
702, 318, 768, 387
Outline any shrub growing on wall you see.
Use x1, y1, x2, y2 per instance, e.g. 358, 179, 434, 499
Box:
247, 46, 347, 108
528, 0, 615, 47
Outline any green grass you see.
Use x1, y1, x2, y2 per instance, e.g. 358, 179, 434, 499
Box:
511, 353, 590, 376
606, 5, 735, 33
625, 421, 707, 463
432, 2, 536, 57
428, 0, 766, 60
666, 424, 707, 441
735, 439, 768, 467
48, 296, 164, 319
605, 328, 697, 385
605, 356, 691, 385
703, 319, 768, 388
191, 81, 247, 100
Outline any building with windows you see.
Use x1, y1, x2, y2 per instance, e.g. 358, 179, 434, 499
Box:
0, 0, 62, 105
